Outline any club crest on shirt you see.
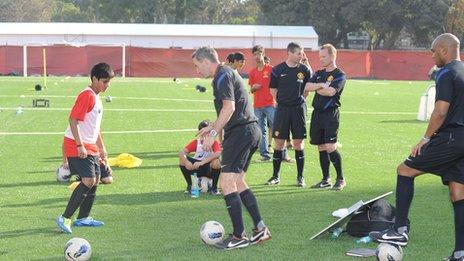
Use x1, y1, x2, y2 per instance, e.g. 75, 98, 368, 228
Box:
297, 72, 305, 80
327, 75, 334, 82
263, 71, 269, 78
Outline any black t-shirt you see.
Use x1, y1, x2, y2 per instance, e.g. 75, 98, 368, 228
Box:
309, 68, 346, 111
270, 62, 312, 106
435, 60, 464, 132
212, 65, 257, 132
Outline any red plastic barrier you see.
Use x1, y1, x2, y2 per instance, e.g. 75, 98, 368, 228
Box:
0, 46, 22, 75
1, 45, 462, 80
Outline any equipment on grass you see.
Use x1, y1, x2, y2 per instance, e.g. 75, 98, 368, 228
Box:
200, 221, 224, 245
346, 248, 377, 257
199, 177, 212, 193
105, 96, 112, 102
32, 98, 49, 107
196, 85, 207, 92
64, 237, 92, 261
56, 166, 72, 182
310, 191, 392, 240
417, 84, 435, 121
376, 243, 403, 261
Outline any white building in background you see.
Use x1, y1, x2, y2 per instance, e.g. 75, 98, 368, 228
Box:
0, 23, 319, 49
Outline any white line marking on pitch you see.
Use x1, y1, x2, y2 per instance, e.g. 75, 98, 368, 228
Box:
0, 107, 416, 115
0, 95, 211, 103
0, 129, 197, 136
0, 107, 215, 112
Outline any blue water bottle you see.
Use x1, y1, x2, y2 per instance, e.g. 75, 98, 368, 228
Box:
191, 173, 200, 198
355, 236, 372, 244
330, 227, 343, 239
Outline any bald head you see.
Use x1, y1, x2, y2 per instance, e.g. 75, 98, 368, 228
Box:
432, 33, 460, 57
431, 33, 461, 67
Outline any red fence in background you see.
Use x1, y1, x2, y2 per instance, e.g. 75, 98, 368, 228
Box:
0, 45, 452, 80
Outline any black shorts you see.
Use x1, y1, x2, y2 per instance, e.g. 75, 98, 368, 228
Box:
404, 131, 464, 185
222, 122, 260, 173
67, 155, 100, 178
273, 103, 307, 140
186, 156, 213, 178
310, 108, 340, 145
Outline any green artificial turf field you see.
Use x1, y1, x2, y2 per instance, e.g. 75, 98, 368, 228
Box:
0, 76, 452, 260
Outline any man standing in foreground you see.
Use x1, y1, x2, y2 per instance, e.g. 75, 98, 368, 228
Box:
192, 46, 271, 250
370, 33, 464, 261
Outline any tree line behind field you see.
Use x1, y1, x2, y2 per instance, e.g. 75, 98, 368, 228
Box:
1, 0, 463, 50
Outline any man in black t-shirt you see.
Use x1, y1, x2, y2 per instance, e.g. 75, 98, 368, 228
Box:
266, 42, 312, 187
369, 33, 464, 261
192, 46, 271, 250
305, 44, 347, 191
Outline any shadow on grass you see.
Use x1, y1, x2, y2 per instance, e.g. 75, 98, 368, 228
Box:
0, 180, 59, 188
1, 190, 220, 209
0, 227, 57, 239
379, 119, 427, 124
41, 150, 180, 163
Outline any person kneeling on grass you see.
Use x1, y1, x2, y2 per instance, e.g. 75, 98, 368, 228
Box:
179, 120, 221, 196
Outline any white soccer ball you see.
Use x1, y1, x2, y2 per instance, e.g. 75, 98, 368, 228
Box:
200, 221, 225, 245
199, 177, 212, 193
376, 243, 403, 261
64, 237, 92, 261
105, 95, 112, 102
56, 166, 71, 182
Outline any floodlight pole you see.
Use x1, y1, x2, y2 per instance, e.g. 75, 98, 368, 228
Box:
23, 45, 27, 77
43, 48, 47, 88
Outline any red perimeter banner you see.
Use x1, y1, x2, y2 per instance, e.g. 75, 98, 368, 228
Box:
0, 45, 452, 80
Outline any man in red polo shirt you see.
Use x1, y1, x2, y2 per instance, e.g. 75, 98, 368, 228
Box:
248, 45, 276, 161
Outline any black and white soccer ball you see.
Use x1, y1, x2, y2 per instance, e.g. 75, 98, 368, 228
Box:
200, 221, 224, 245
56, 166, 71, 182
376, 243, 403, 261
64, 237, 92, 261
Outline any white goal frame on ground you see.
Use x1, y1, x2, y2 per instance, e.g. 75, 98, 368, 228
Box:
21, 43, 126, 78
417, 83, 435, 121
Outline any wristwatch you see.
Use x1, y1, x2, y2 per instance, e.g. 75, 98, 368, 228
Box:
210, 129, 218, 137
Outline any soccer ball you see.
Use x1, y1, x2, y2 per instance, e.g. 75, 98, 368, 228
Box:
199, 177, 212, 193
376, 243, 403, 261
105, 95, 112, 102
200, 221, 224, 245
56, 166, 71, 182
64, 237, 92, 261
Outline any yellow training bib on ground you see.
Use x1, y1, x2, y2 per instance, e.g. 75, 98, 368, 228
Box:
108, 153, 142, 168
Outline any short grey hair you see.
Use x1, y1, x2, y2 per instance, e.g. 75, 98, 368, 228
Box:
192, 46, 219, 63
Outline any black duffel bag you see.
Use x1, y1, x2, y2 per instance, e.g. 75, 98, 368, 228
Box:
346, 199, 396, 237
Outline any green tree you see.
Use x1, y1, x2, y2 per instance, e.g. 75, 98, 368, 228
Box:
445, 0, 464, 40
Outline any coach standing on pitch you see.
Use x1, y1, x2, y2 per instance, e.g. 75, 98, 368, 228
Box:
370, 33, 464, 261
267, 42, 312, 187
305, 44, 347, 191
192, 46, 271, 250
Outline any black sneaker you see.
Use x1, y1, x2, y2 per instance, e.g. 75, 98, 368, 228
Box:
369, 229, 409, 246
210, 188, 221, 196
443, 254, 464, 261
214, 234, 250, 250
184, 185, 192, 194
311, 179, 332, 189
331, 179, 346, 191
266, 176, 280, 185
297, 176, 306, 187
250, 227, 271, 245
